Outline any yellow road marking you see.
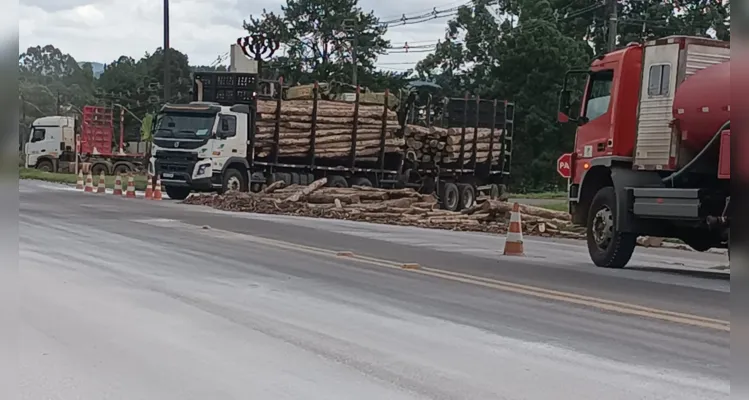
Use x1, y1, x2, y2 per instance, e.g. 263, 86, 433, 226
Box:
187, 223, 730, 332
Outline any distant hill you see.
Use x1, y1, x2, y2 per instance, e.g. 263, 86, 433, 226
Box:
78, 61, 105, 78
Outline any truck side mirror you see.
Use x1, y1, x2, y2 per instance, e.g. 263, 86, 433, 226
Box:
557, 90, 573, 123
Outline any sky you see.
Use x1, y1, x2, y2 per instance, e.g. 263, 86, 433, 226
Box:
18, 0, 471, 72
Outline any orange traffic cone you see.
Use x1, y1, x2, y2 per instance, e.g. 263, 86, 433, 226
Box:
152, 178, 163, 200
75, 170, 84, 190
144, 175, 153, 200
96, 171, 106, 193
84, 171, 94, 193
112, 174, 123, 196
503, 203, 525, 256
125, 174, 136, 198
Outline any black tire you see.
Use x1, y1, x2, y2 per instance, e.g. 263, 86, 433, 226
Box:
91, 163, 108, 177
327, 175, 349, 188
349, 176, 373, 187
165, 186, 191, 200
586, 187, 637, 268
440, 182, 460, 211
290, 172, 301, 185
458, 184, 476, 209
36, 159, 54, 173
489, 184, 500, 199
301, 173, 313, 185
113, 163, 132, 176
222, 168, 247, 193
276, 172, 292, 185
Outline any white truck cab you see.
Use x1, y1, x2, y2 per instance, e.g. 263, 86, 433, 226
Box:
25, 116, 76, 171
150, 102, 249, 199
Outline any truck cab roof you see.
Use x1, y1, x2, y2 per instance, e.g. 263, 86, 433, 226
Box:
32, 116, 75, 127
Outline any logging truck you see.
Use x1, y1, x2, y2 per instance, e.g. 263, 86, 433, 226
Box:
557, 36, 730, 268
150, 72, 514, 211
24, 106, 147, 175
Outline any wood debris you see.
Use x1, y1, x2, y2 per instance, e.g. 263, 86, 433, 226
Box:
182, 179, 586, 239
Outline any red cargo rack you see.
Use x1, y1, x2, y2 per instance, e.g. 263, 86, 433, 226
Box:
80, 106, 114, 155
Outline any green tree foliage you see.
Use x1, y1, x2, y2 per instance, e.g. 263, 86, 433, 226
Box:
243, 0, 392, 88
416, 0, 590, 191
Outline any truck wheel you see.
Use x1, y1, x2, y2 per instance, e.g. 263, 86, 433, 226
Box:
165, 186, 191, 200
222, 169, 247, 193
440, 182, 460, 211
586, 187, 637, 268
36, 160, 54, 173
91, 163, 108, 177
113, 163, 132, 176
489, 184, 500, 199
290, 172, 301, 185
349, 176, 373, 187
327, 175, 348, 188
458, 184, 476, 209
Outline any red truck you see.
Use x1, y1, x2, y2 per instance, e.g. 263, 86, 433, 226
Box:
557, 36, 730, 268
25, 105, 147, 176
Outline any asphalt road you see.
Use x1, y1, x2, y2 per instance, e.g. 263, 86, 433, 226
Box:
20, 180, 729, 399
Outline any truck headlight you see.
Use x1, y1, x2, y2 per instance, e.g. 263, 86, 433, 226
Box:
197, 164, 209, 175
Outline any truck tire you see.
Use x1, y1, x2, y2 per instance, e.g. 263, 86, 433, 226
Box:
489, 184, 500, 199
36, 159, 54, 173
290, 172, 301, 185
440, 182, 460, 211
586, 187, 637, 268
222, 168, 247, 193
113, 163, 132, 176
91, 163, 108, 177
458, 184, 476, 209
165, 186, 191, 200
327, 175, 348, 188
349, 176, 373, 187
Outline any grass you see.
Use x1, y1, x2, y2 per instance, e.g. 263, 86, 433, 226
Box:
509, 191, 567, 200
20, 168, 150, 191
536, 201, 569, 212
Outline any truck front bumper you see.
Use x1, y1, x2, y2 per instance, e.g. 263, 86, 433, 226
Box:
155, 158, 220, 191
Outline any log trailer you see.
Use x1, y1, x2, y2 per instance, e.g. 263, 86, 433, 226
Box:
24, 105, 147, 175
557, 36, 730, 268
150, 71, 515, 211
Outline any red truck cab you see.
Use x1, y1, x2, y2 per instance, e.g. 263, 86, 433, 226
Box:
557, 36, 730, 268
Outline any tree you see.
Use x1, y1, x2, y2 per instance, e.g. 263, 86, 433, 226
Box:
416, 0, 590, 191
243, 0, 390, 85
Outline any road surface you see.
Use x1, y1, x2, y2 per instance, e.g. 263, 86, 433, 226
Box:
20, 180, 729, 399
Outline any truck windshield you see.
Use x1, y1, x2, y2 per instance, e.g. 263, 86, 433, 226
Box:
153, 113, 215, 139
584, 70, 613, 122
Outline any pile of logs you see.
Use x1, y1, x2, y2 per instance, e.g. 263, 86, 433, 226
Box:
182, 178, 585, 239
405, 125, 504, 165
254, 99, 403, 160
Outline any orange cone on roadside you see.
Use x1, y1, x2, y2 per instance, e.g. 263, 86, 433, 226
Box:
144, 175, 153, 199
152, 178, 163, 200
112, 174, 123, 196
503, 202, 525, 256
76, 170, 84, 190
84, 171, 94, 193
125, 174, 136, 198
96, 171, 106, 193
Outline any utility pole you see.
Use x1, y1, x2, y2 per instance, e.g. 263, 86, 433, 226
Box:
163, 0, 171, 102
343, 19, 358, 86
607, 0, 618, 52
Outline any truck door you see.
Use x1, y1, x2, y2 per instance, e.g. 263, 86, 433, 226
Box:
212, 113, 245, 171
572, 69, 614, 182
26, 126, 55, 168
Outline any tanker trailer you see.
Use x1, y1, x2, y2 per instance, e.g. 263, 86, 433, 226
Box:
557, 36, 730, 268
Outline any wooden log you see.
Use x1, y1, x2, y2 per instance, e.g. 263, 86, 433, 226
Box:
262, 181, 285, 194
283, 178, 327, 202
306, 193, 361, 204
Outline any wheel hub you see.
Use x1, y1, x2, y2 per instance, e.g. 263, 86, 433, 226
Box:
592, 207, 614, 249
227, 176, 241, 191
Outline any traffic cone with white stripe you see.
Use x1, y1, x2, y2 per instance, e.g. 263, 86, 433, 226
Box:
84, 171, 94, 193
124, 174, 136, 198
503, 203, 525, 256
144, 175, 153, 199
76, 170, 84, 190
112, 174, 123, 196
152, 178, 163, 201
96, 171, 106, 193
